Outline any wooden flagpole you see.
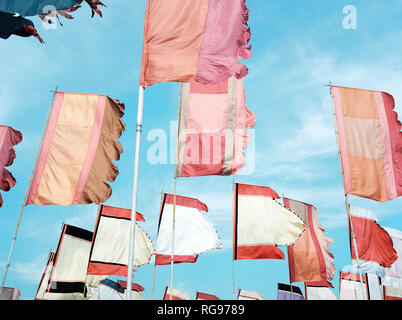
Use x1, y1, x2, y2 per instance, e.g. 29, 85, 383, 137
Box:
0, 87, 58, 295
327, 82, 366, 299
126, 85, 145, 300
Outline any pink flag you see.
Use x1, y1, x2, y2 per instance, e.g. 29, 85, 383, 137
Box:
332, 86, 402, 202
139, 0, 251, 87
196, 292, 221, 300
0, 125, 22, 208
176, 77, 256, 177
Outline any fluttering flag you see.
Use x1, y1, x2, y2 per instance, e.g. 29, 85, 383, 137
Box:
339, 272, 369, 300
0, 11, 44, 42
155, 193, 223, 265
35, 252, 55, 300
233, 183, 304, 260
195, 292, 221, 300
349, 206, 398, 269
276, 283, 304, 300
163, 287, 191, 300
89, 278, 124, 300
384, 285, 402, 300
0, 125, 22, 208
45, 224, 93, 300
118, 280, 145, 300
382, 227, 402, 288
87, 205, 154, 277
304, 282, 338, 300
283, 198, 336, 283
176, 77, 256, 177
139, 0, 251, 87
332, 85, 402, 202
237, 289, 263, 300
26, 92, 125, 206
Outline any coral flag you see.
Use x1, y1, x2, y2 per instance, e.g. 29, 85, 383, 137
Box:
176, 77, 256, 177
349, 206, 398, 268
332, 85, 402, 202
196, 292, 221, 300
0, 125, 22, 208
139, 0, 251, 87
382, 227, 402, 288
233, 183, 305, 261
163, 287, 191, 300
284, 198, 336, 283
155, 193, 223, 265
26, 92, 125, 206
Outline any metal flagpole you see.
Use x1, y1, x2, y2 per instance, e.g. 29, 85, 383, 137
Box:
126, 85, 145, 300
0, 87, 58, 296
327, 82, 366, 299
152, 190, 164, 300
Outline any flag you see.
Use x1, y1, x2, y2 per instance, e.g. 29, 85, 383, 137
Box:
45, 224, 93, 300
237, 289, 263, 300
332, 85, 402, 202
305, 282, 338, 300
87, 205, 154, 277
0, 11, 44, 43
89, 278, 124, 300
155, 193, 223, 265
117, 280, 145, 300
0, 1, 105, 18
276, 283, 304, 300
384, 285, 402, 300
163, 287, 191, 300
139, 0, 251, 87
196, 292, 221, 300
233, 183, 304, 260
283, 198, 336, 283
349, 206, 398, 268
382, 227, 402, 288
35, 252, 55, 300
339, 272, 369, 300
26, 92, 125, 206
176, 77, 256, 177
0, 125, 22, 208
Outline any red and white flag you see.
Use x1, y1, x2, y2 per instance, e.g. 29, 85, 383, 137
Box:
163, 287, 191, 300
233, 183, 304, 260
349, 206, 397, 268
155, 193, 223, 265
305, 281, 337, 300
382, 227, 402, 288
176, 77, 256, 177
339, 272, 369, 300
196, 292, 221, 300
237, 289, 263, 300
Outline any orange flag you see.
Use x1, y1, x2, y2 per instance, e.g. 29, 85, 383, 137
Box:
332, 85, 402, 202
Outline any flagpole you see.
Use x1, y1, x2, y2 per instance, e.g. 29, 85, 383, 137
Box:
152, 190, 164, 300
0, 87, 57, 296
126, 85, 145, 300
281, 194, 294, 300
327, 82, 365, 299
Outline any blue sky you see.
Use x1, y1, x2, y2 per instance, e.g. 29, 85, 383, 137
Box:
0, 1, 402, 300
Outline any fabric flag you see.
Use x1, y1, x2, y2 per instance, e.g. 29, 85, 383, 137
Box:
305, 282, 338, 300
35, 252, 55, 300
283, 198, 336, 283
339, 272, 369, 300
155, 193, 223, 265
163, 287, 191, 300
89, 278, 124, 300
0, 287, 21, 300
0, 1, 105, 18
117, 280, 145, 300
139, 0, 251, 87
196, 292, 221, 300
87, 205, 154, 277
233, 183, 305, 260
176, 77, 256, 177
384, 285, 402, 300
237, 289, 263, 300
382, 227, 402, 288
0, 11, 44, 42
349, 206, 397, 269
276, 283, 304, 300
0, 125, 22, 208
26, 92, 125, 206
332, 85, 402, 202
45, 224, 93, 300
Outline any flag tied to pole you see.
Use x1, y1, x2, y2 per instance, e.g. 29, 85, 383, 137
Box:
233, 183, 305, 260
283, 197, 336, 283
155, 193, 223, 265
305, 282, 338, 300
87, 205, 154, 277
276, 283, 304, 300
339, 272, 369, 300
139, 0, 251, 87
26, 92, 125, 206
349, 206, 398, 269
176, 77, 256, 177
163, 287, 191, 300
332, 86, 402, 202
0, 125, 22, 208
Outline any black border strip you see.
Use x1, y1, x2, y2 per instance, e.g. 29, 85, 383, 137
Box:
64, 224, 93, 242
